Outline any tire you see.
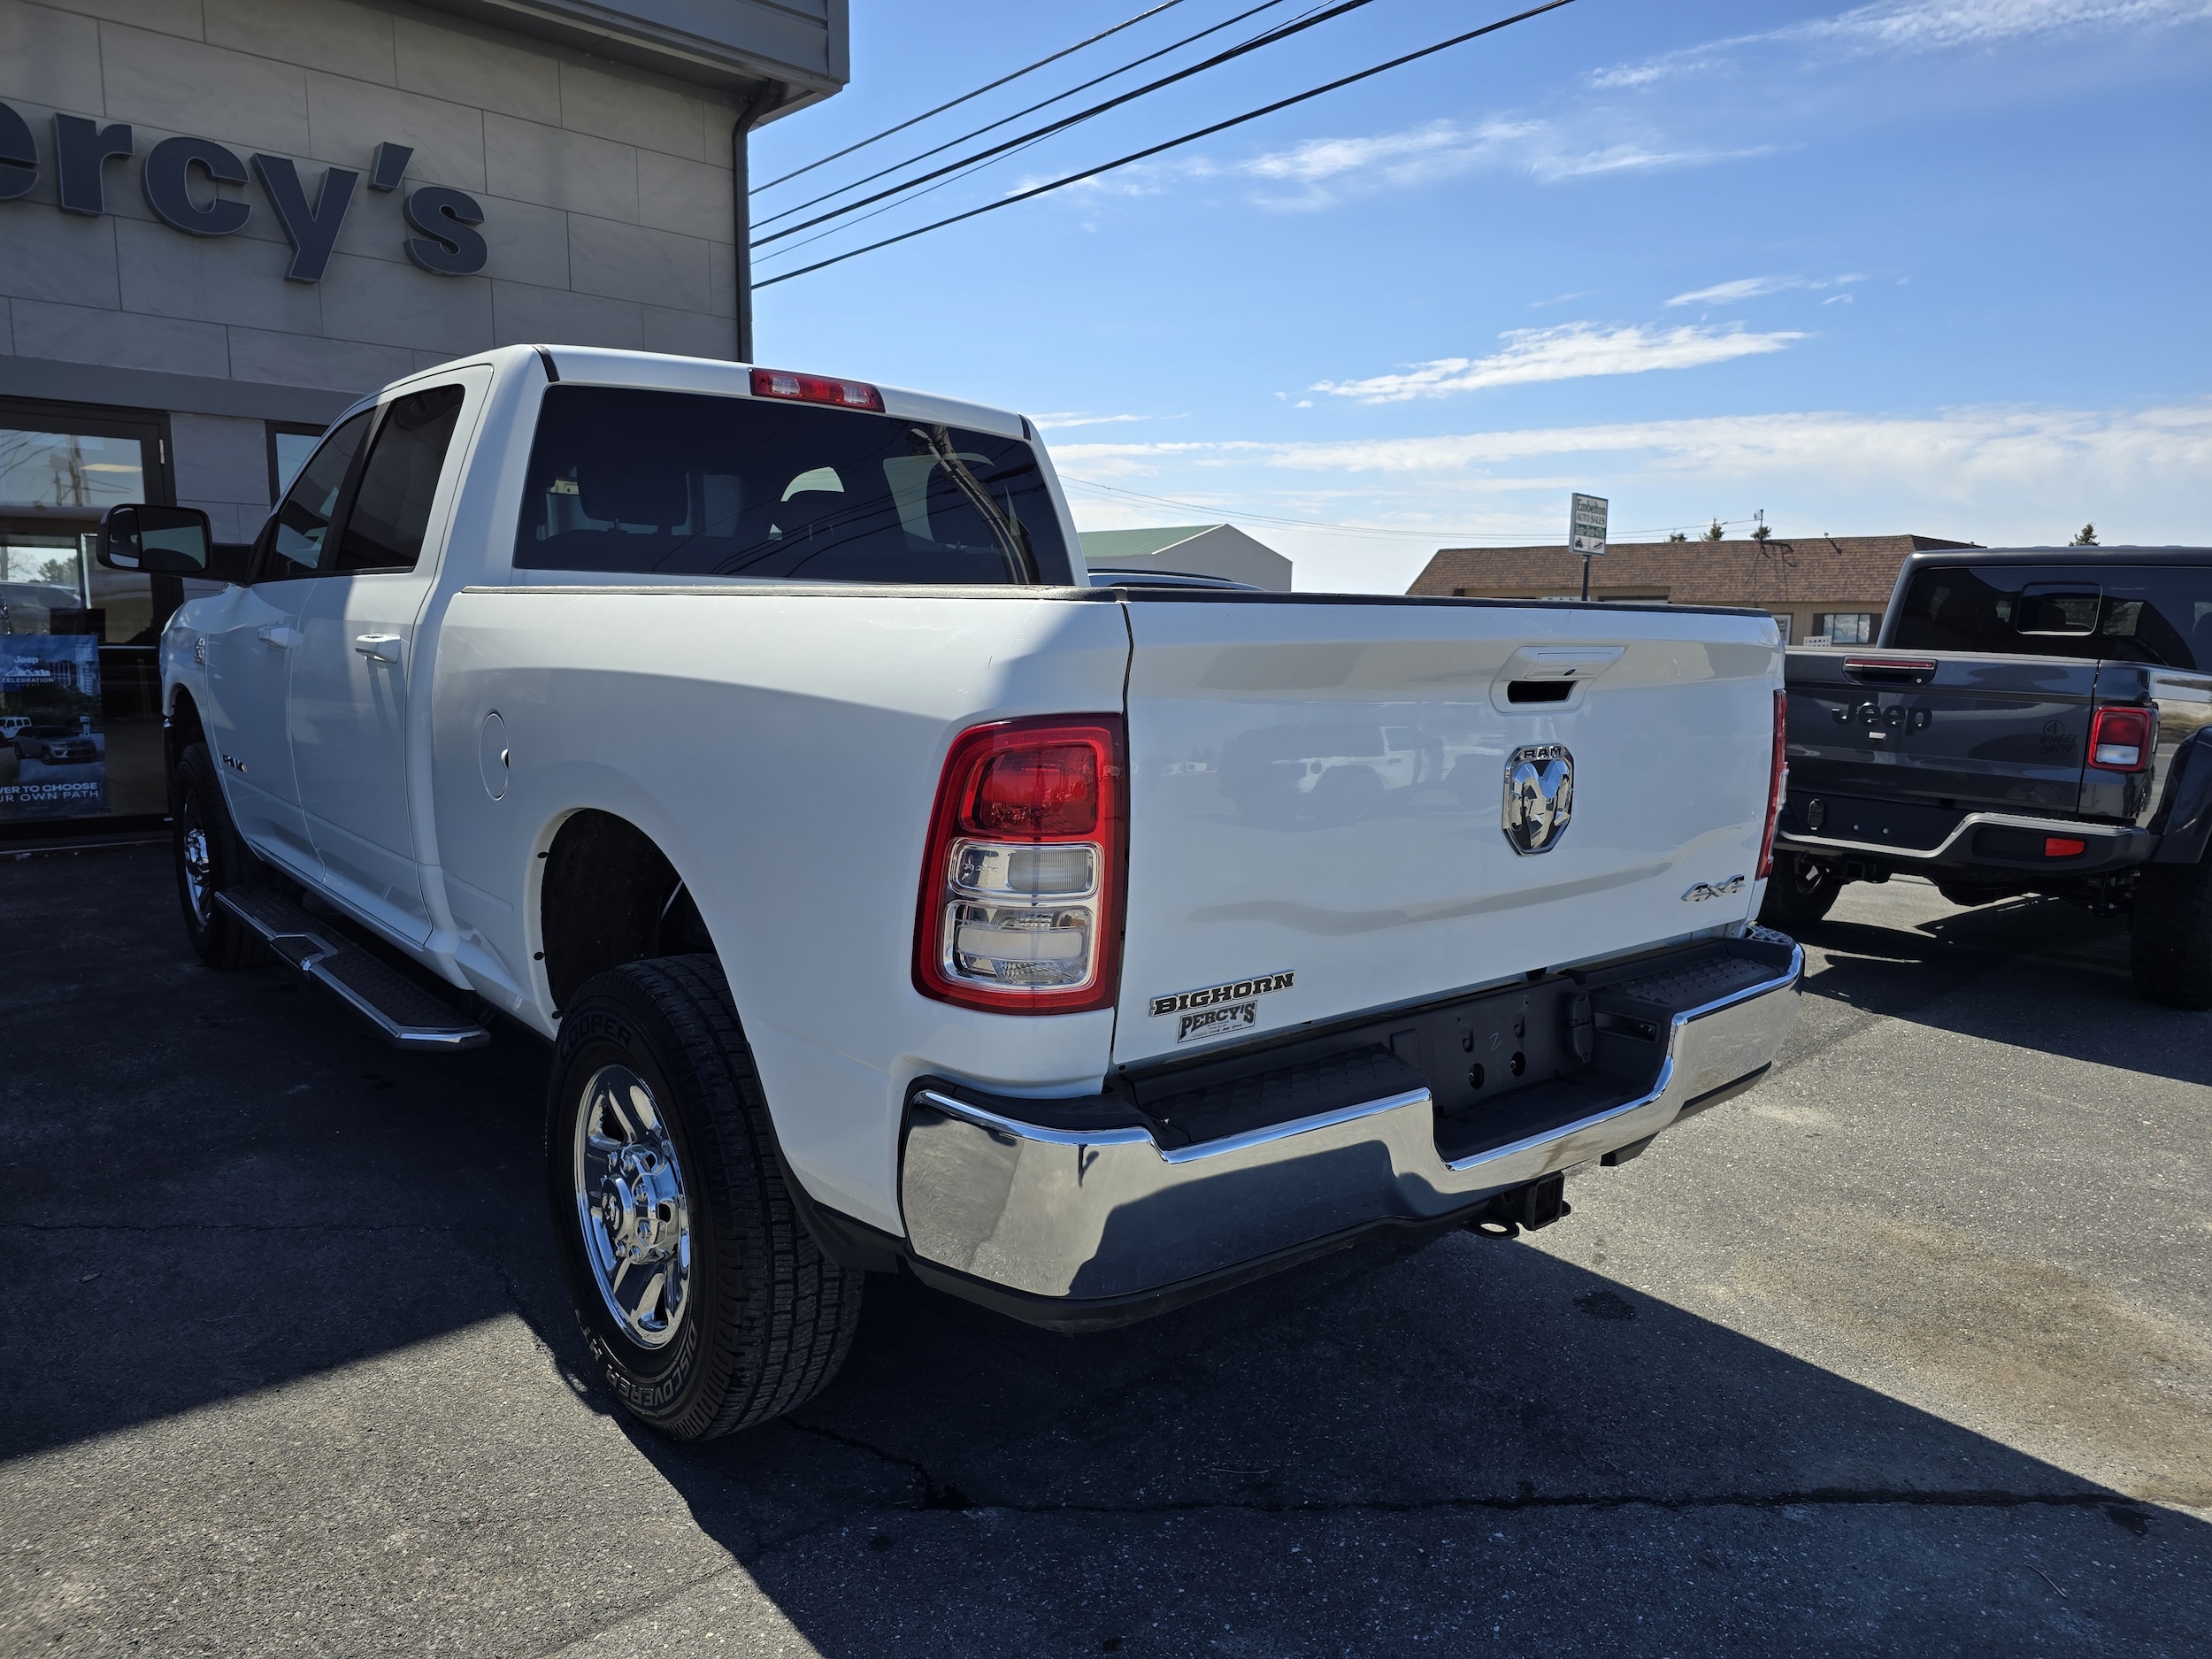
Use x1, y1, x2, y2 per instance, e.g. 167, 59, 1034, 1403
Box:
171, 741, 271, 970
1758, 853, 1840, 932
2130, 860, 2212, 1009
547, 955, 864, 1440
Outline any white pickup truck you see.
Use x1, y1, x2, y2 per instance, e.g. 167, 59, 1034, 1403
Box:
99, 346, 1801, 1440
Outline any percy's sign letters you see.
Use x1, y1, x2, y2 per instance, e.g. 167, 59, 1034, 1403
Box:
0, 101, 485, 283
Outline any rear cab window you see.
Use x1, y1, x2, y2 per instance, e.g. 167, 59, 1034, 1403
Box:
1892, 565, 2212, 670
511, 386, 1073, 585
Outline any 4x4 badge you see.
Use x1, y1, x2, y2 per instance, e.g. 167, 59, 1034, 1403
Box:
1683, 874, 1747, 902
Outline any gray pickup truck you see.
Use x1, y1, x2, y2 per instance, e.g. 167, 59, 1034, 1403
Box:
1762, 547, 2212, 1006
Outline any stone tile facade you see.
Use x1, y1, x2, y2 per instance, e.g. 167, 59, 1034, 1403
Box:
0, 0, 776, 531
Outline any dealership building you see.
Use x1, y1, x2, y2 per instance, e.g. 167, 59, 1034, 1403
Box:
0, 0, 846, 838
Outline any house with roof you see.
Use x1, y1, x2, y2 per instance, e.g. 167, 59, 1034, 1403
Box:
1078, 525, 1294, 591
1407, 534, 1978, 643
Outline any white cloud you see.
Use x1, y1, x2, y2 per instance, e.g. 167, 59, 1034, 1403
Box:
1238, 120, 1767, 204
1665, 273, 1866, 306
1310, 323, 1808, 403
1030, 411, 1160, 431
1592, 0, 2212, 88
1041, 119, 1769, 214
1050, 402, 2212, 591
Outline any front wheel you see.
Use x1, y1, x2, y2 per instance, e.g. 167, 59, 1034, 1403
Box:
2130, 861, 2212, 1009
548, 955, 864, 1440
171, 742, 270, 969
1758, 853, 1840, 932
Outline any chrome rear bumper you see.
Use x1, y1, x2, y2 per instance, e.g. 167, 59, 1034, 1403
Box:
900, 933, 1801, 1310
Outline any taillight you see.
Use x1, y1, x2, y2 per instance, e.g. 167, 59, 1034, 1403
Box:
2088, 705, 2153, 772
749, 366, 884, 411
1757, 688, 1786, 879
914, 717, 1125, 1013
2045, 837, 2087, 857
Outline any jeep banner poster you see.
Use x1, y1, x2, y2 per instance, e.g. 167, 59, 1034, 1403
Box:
0, 634, 107, 820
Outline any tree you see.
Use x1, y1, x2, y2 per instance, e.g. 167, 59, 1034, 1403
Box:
1750, 509, 1771, 543
1667, 530, 1688, 542
1703, 518, 1725, 541
2070, 523, 2098, 546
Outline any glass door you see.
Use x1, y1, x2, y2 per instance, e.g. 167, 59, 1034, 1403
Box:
0, 402, 169, 830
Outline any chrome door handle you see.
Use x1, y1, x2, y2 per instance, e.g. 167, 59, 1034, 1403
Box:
257, 626, 301, 649
353, 634, 403, 664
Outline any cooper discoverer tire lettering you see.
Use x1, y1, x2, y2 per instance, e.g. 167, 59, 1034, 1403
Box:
547, 954, 863, 1439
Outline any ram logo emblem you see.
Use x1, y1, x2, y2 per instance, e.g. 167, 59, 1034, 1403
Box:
1502, 744, 1573, 855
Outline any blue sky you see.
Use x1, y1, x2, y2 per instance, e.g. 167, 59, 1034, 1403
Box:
749, 0, 2212, 591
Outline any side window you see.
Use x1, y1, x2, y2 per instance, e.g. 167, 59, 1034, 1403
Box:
264, 411, 372, 579
334, 386, 466, 574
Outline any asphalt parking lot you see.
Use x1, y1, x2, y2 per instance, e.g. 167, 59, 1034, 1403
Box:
3, 846, 2208, 1656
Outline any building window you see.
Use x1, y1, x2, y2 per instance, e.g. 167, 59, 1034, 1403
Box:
1772, 613, 1793, 644
1812, 612, 1878, 644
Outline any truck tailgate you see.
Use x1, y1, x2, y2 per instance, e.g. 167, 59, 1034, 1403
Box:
1782, 650, 2094, 814
1111, 597, 1780, 1066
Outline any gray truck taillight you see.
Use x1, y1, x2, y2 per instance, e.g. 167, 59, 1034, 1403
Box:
2088, 705, 2153, 772
914, 718, 1125, 1014
1758, 689, 1786, 879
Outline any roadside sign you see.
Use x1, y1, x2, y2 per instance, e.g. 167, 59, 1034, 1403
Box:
1570, 493, 1609, 557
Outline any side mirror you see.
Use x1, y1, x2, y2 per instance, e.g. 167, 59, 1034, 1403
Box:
96, 503, 212, 575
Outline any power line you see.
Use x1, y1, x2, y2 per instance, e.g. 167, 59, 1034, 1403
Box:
753, 1, 1189, 195
752, 0, 1386, 252
755, 0, 1299, 235
753, 0, 1579, 287
1060, 474, 1749, 544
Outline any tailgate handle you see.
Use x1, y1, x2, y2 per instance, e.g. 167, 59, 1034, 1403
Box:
1843, 657, 1936, 685
1502, 645, 1624, 681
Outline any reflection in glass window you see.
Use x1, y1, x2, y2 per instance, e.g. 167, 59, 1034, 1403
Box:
336, 387, 465, 574
268, 411, 372, 576
1813, 612, 1876, 644
512, 387, 1072, 585
272, 430, 321, 500
0, 429, 145, 511
0, 536, 90, 634
1894, 565, 2209, 669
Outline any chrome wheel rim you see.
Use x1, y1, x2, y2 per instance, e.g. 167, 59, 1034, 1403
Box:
572, 1064, 692, 1349
180, 822, 212, 925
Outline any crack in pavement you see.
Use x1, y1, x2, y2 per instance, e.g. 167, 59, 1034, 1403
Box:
0, 1220, 457, 1234
768, 1422, 2155, 1528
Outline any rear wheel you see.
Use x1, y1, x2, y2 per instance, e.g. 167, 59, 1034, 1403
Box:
171, 741, 270, 969
2130, 860, 2212, 1009
548, 955, 863, 1439
1758, 853, 1839, 932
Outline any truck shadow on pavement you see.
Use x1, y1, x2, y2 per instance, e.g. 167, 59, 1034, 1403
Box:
4, 849, 2209, 1655
1787, 891, 2212, 1087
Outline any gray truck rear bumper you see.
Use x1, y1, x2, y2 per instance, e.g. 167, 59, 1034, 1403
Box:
898, 933, 1801, 1316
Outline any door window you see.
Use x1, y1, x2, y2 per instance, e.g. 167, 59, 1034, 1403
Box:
334, 386, 466, 575
264, 411, 372, 578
